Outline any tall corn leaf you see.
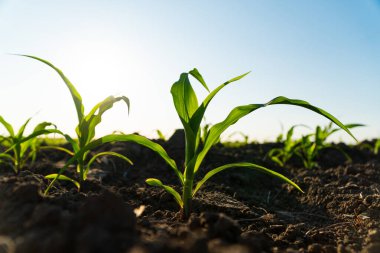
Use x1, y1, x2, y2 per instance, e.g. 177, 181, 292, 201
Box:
171, 73, 199, 123
21, 55, 85, 123
268, 96, 356, 141
195, 96, 356, 172
171, 73, 199, 163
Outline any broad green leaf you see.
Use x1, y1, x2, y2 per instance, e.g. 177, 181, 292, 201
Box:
85, 151, 133, 179
146, 178, 183, 208
0, 116, 14, 137
171, 73, 199, 123
45, 174, 80, 189
193, 162, 303, 197
21, 55, 85, 123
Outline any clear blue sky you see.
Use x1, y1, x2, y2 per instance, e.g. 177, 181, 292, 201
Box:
0, 0, 379, 142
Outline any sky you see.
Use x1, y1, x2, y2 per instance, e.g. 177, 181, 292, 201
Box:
0, 0, 379, 143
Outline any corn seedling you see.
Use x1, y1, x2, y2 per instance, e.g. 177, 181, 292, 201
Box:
0, 116, 57, 173
267, 125, 308, 167
22, 55, 177, 193
227, 131, 250, 145
296, 122, 364, 169
156, 129, 166, 141
146, 69, 356, 219
375, 139, 380, 155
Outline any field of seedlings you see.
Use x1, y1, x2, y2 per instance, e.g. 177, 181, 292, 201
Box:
0, 57, 379, 253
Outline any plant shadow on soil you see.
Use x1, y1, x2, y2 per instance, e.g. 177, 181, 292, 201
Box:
0, 133, 379, 253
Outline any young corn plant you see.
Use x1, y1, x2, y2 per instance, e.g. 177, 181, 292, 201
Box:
296, 122, 364, 169
374, 139, 380, 155
146, 69, 357, 219
226, 131, 250, 145
22, 55, 177, 193
0, 116, 57, 173
156, 129, 167, 141
267, 125, 308, 167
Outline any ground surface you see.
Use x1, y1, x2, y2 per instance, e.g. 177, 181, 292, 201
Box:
0, 134, 379, 253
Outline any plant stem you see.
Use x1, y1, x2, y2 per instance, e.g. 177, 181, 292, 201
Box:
182, 178, 193, 219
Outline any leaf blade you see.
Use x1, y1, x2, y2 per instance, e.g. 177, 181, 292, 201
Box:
146, 178, 183, 208
20, 55, 85, 123
45, 174, 80, 190
193, 162, 303, 197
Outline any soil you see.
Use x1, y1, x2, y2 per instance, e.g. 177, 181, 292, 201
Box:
0, 132, 379, 253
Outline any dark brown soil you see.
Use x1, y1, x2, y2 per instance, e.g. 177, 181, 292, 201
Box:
0, 135, 379, 253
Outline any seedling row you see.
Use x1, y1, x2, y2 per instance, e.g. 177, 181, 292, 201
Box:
0, 55, 377, 220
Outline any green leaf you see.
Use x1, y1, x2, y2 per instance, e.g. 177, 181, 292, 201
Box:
20, 55, 85, 123
44, 154, 78, 194
45, 174, 80, 190
374, 139, 380, 155
270, 156, 284, 167
33, 122, 56, 133
266, 96, 357, 142
146, 178, 183, 208
4, 129, 65, 154
190, 71, 250, 134
156, 129, 166, 140
85, 151, 133, 179
77, 95, 130, 145
189, 68, 209, 92
0, 153, 16, 163
194, 96, 357, 173
39, 146, 75, 156
171, 73, 199, 123
195, 104, 265, 172
16, 118, 32, 138
0, 116, 14, 137
193, 162, 303, 197
83, 134, 183, 184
